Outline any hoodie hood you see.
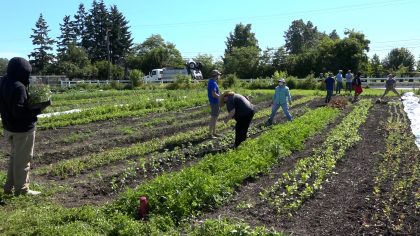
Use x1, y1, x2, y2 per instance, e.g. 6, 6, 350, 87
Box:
7, 57, 32, 85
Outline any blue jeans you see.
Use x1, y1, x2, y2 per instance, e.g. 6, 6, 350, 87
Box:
269, 103, 293, 122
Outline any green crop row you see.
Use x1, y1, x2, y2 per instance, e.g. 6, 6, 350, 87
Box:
261, 99, 372, 215
0, 101, 330, 235
109, 106, 340, 223
366, 102, 420, 234
37, 96, 313, 179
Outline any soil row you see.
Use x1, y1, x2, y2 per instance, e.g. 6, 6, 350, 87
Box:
198, 101, 392, 235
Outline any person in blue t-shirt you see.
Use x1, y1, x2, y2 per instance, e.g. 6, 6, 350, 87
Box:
207, 69, 221, 138
325, 73, 335, 103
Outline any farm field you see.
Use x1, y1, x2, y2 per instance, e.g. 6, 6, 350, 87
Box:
0, 88, 418, 235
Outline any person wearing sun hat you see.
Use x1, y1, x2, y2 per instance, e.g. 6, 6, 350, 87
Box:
207, 69, 222, 138
266, 78, 292, 126
220, 91, 255, 147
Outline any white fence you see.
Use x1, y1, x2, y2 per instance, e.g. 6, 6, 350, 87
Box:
60, 80, 132, 88
361, 77, 420, 88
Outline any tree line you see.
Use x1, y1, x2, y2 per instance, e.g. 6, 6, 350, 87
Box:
1, 0, 419, 80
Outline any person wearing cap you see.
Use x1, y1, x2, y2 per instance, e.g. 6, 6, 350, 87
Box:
379, 73, 401, 101
207, 69, 221, 138
0, 57, 50, 196
335, 70, 343, 94
220, 91, 255, 147
345, 70, 353, 93
266, 79, 292, 126
352, 72, 363, 102
325, 73, 335, 103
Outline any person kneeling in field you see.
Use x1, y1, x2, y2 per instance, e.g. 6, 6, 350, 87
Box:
266, 79, 292, 126
220, 91, 255, 148
379, 73, 401, 101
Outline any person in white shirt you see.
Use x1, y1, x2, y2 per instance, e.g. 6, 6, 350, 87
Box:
345, 70, 353, 93
335, 70, 343, 94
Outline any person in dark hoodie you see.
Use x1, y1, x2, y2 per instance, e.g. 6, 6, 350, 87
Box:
0, 57, 49, 196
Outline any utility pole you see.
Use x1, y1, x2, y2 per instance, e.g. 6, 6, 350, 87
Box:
106, 29, 111, 80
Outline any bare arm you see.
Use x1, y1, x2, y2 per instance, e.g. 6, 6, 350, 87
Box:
212, 90, 219, 99
225, 108, 235, 122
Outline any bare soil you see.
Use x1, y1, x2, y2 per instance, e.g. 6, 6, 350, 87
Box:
198, 101, 414, 235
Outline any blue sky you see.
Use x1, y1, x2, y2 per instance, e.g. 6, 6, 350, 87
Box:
0, 0, 419, 62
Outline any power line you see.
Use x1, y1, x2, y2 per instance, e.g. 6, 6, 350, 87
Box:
131, 0, 413, 28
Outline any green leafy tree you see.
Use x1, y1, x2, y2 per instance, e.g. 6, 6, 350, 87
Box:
369, 54, 384, 77
224, 46, 260, 79
0, 58, 8, 75
383, 47, 415, 72
258, 47, 276, 78
57, 15, 77, 55
329, 29, 340, 40
284, 32, 370, 77
193, 54, 215, 79
417, 56, 420, 72
225, 23, 259, 54
29, 13, 55, 74
344, 29, 370, 52
56, 43, 93, 79
223, 23, 261, 78
129, 34, 184, 74
284, 19, 322, 54
272, 47, 288, 72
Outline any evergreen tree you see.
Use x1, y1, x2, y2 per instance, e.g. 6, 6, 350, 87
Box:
73, 3, 88, 46
83, 0, 110, 62
57, 15, 77, 55
108, 5, 133, 64
29, 13, 55, 74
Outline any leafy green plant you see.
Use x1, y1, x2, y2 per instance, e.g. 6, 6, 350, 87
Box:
28, 84, 51, 105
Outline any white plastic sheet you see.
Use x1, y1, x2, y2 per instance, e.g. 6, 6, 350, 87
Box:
37, 109, 82, 118
402, 92, 420, 150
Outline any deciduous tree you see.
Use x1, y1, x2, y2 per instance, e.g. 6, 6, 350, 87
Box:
225, 23, 259, 54
383, 47, 415, 72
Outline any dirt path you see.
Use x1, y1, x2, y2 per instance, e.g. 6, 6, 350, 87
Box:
198, 102, 388, 235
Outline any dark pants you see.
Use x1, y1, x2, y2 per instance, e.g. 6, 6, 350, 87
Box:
345, 82, 352, 92
325, 89, 333, 103
336, 82, 343, 94
235, 112, 254, 148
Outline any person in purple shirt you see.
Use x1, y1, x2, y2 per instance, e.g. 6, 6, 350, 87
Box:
207, 70, 221, 138
324, 73, 335, 103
